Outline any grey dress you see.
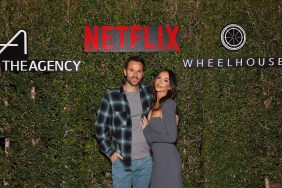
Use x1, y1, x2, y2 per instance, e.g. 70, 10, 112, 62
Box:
143, 99, 183, 188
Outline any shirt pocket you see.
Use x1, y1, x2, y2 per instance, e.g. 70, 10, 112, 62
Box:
113, 110, 127, 128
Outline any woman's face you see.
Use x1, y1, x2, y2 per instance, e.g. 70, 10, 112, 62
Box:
154, 71, 171, 93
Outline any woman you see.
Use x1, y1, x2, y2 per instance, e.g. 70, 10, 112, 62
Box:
140, 69, 183, 188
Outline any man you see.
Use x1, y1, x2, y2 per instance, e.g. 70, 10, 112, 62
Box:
95, 56, 152, 188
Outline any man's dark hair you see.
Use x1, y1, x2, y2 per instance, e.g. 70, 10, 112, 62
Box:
124, 56, 145, 70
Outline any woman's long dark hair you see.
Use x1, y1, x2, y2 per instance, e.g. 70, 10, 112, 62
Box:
151, 69, 177, 111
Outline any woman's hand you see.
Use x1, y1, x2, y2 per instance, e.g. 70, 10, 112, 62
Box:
176, 115, 179, 125
140, 115, 148, 129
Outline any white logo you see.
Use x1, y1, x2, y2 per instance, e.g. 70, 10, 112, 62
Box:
0, 30, 27, 55
221, 24, 246, 51
0, 30, 81, 72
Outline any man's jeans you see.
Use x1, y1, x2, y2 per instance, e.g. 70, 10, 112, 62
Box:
112, 155, 152, 188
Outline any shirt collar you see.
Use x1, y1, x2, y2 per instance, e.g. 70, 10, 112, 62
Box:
120, 85, 144, 95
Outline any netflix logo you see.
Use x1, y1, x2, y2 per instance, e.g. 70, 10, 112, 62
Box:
84, 26, 180, 52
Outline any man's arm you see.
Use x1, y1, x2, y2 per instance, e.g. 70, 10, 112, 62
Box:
95, 95, 115, 159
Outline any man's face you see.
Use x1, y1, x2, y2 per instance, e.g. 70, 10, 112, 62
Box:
124, 61, 144, 86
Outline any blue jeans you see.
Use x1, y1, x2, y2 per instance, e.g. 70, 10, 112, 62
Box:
112, 155, 152, 188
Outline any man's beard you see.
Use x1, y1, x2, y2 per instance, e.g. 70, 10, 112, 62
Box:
126, 77, 142, 86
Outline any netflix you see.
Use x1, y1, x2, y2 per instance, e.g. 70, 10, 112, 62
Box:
84, 26, 180, 52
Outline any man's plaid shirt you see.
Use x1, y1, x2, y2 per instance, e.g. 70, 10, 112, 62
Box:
95, 85, 152, 171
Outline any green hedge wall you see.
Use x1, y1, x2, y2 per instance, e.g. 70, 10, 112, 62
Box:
0, 0, 281, 187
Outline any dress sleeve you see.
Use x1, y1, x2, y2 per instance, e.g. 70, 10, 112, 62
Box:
143, 99, 177, 144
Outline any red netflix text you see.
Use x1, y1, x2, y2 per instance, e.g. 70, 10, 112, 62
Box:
84, 26, 180, 52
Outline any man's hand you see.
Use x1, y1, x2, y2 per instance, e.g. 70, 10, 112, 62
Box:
110, 152, 123, 164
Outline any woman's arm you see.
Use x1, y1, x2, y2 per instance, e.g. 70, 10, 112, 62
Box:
143, 99, 178, 144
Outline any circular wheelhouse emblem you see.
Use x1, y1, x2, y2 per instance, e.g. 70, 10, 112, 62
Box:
221, 24, 246, 51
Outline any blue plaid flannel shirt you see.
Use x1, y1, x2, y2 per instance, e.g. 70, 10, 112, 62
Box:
95, 84, 152, 171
